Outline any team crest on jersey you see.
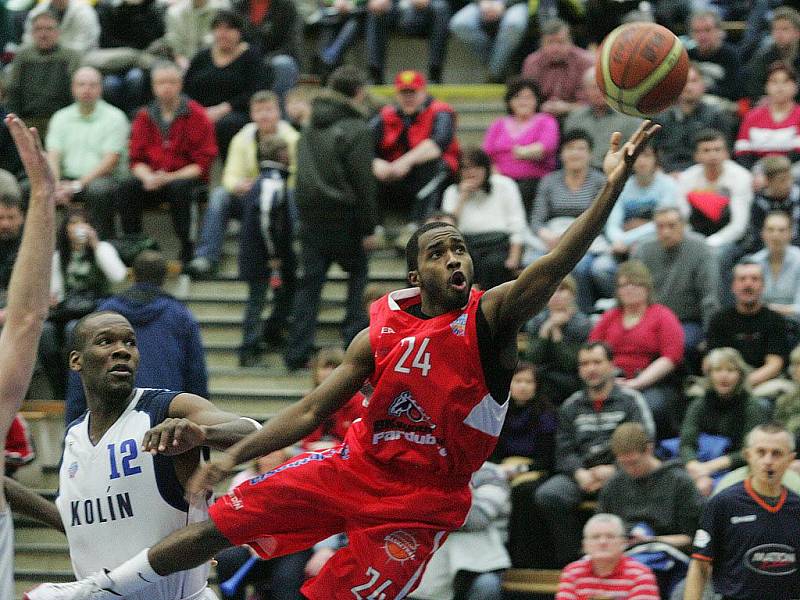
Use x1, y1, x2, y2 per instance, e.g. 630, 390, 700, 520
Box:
745, 544, 797, 576
384, 530, 418, 562
450, 313, 468, 336
68, 461, 78, 479
389, 391, 435, 428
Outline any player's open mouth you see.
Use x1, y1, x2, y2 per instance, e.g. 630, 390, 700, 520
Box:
109, 364, 132, 377
449, 271, 467, 291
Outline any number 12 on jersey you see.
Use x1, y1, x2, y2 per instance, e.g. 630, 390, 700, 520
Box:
107, 439, 142, 479
393, 336, 431, 376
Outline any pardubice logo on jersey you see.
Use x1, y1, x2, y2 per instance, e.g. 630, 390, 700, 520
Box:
373, 391, 439, 446
745, 544, 797, 576
388, 391, 435, 428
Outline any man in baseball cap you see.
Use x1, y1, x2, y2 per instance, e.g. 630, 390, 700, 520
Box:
372, 70, 460, 248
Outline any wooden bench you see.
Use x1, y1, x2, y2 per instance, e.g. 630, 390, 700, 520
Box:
20, 400, 65, 469
502, 569, 561, 596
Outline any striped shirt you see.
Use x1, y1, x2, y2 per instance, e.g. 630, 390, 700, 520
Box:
556, 555, 660, 600
530, 168, 607, 234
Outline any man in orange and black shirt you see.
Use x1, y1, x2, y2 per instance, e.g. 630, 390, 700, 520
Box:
371, 70, 460, 233
685, 423, 800, 600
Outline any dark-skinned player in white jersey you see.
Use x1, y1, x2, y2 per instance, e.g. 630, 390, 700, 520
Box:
27, 122, 661, 600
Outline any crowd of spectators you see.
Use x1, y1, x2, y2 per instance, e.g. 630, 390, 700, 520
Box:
6, 0, 800, 597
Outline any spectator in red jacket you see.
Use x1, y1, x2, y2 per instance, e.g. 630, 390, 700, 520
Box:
116, 60, 218, 264
589, 259, 684, 440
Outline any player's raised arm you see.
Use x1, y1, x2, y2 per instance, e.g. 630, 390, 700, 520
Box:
187, 329, 375, 494
0, 116, 55, 460
482, 120, 660, 338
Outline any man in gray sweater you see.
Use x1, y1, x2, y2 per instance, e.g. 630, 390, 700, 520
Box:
633, 206, 719, 368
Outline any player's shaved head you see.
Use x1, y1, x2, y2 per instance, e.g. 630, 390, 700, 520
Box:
72, 311, 131, 352
406, 222, 460, 273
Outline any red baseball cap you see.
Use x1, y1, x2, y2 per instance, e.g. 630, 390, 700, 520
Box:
394, 70, 426, 91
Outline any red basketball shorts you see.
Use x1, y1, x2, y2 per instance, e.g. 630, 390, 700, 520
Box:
209, 446, 470, 599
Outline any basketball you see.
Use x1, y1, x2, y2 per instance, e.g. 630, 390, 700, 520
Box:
596, 22, 689, 118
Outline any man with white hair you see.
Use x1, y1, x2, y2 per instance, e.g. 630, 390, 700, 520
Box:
685, 423, 800, 600
555, 513, 659, 600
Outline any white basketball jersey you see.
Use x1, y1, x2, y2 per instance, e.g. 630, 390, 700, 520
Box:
56, 388, 212, 600
0, 509, 13, 600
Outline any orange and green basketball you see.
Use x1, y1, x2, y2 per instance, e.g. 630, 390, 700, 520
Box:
596, 22, 689, 118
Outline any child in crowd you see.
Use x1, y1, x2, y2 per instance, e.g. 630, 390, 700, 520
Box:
300, 347, 365, 452
492, 362, 558, 568
238, 135, 296, 367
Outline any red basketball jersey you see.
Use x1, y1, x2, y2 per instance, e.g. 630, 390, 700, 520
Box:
345, 287, 508, 489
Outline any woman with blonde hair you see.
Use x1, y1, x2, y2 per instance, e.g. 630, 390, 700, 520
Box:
679, 347, 768, 496
589, 260, 684, 439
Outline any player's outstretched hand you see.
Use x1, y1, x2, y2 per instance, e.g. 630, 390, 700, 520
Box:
187, 452, 237, 495
602, 120, 661, 183
141, 418, 207, 456
5, 114, 55, 195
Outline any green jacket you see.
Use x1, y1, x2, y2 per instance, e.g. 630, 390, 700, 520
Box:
295, 90, 377, 239
679, 390, 768, 468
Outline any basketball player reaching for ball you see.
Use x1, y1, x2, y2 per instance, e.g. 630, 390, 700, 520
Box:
0, 115, 57, 600
27, 122, 660, 600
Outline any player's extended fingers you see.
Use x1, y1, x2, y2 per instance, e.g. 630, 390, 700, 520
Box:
644, 121, 662, 140
5, 115, 36, 157
141, 429, 156, 452
608, 131, 622, 154
172, 420, 187, 447
30, 125, 46, 156
160, 427, 177, 452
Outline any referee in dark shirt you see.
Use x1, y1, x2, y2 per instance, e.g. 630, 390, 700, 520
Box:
684, 423, 800, 600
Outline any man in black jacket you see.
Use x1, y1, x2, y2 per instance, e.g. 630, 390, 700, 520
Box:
284, 66, 378, 371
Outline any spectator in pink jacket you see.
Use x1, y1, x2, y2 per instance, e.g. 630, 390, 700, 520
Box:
482, 77, 559, 216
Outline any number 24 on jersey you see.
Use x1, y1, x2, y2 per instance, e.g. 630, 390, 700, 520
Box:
393, 336, 431, 377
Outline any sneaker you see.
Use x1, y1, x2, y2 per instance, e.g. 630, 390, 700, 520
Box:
185, 257, 214, 279
24, 572, 116, 600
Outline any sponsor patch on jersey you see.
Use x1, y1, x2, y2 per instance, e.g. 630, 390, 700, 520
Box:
248, 448, 339, 484
223, 489, 245, 511
388, 391, 435, 428
693, 529, 711, 549
381, 326, 396, 335
384, 530, 418, 562
450, 313, 467, 336
745, 544, 797, 576
68, 461, 79, 479
731, 514, 757, 524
